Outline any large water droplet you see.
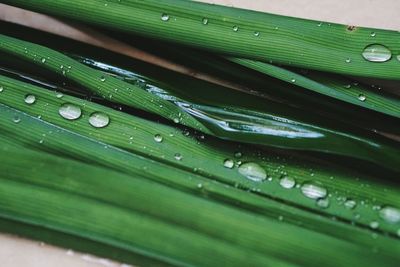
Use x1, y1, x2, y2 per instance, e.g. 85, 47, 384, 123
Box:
279, 176, 296, 189
223, 159, 234, 169
379, 206, 400, 224
24, 94, 36, 105
161, 13, 170, 21
89, 112, 110, 128
362, 44, 392, 62
59, 103, 81, 120
238, 162, 267, 182
301, 182, 327, 199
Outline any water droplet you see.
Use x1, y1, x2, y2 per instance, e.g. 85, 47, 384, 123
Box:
379, 206, 400, 224
234, 151, 242, 158
173, 117, 180, 123
12, 115, 21, 123
343, 84, 352, 89
161, 14, 170, 21
223, 159, 234, 169
397, 55, 400, 62
174, 153, 182, 161
290, 78, 296, 83
238, 162, 267, 182
362, 44, 392, 62
89, 112, 110, 128
154, 134, 163, 143
59, 103, 81, 120
369, 221, 379, 229
233, 26, 239, 32
316, 198, 330, 209
345, 58, 352, 63
254, 31, 260, 37
202, 18, 208, 25
397, 229, 400, 237
0, 86, 3, 92
24, 94, 36, 105
55, 92, 64, 98
317, 22, 323, 27
41, 58, 46, 63
100, 75, 106, 82
344, 199, 357, 209
370, 32, 376, 37
358, 94, 367, 102
301, 183, 327, 199
279, 176, 296, 189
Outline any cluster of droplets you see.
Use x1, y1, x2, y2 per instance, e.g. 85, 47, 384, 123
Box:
58, 103, 110, 128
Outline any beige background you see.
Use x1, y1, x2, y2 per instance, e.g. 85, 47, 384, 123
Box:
0, 0, 399, 266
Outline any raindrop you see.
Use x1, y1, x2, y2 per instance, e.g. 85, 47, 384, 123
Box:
154, 134, 163, 143
174, 153, 182, 161
344, 199, 357, 209
233, 25, 239, 32
234, 151, 242, 158
59, 103, 81, 120
100, 75, 106, 82
55, 92, 64, 99
41, 58, 46, 63
238, 162, 267, 182
343, 84, 352, 89
370, 32, 376, 37
279, 176, 296, 189
89, 112, 110, 128
290, 78, 296, 83
161, 13, 170, 21
345, 58, 352, 63
317, 22, 323, 27
202, 18, 209, 25
379, 206, 400, 224
223, 159, 234, 169
358, 94, 367, 102
254, 31, 260, 37
316, 198, 330, 209
301, 182, 327, 199
362, 44, 392, 62
397, 55, 400, 62
397, 229, 400, 237
0, 86, 3, 92
12, 115, 21, 123
24, 94, 36, 105
369, 221, 379, 229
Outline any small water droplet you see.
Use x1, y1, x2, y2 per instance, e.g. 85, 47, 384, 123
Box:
223, 159, 234, 169
397, 229, 400, 237
279, 176, 296, 189
301, 182, 327, 199
174, 153, 182, 161
369, 221, 379, 229
202, 18, 208, 25
379, 206, 400, 224
0, 86, 3, 92
358, 94, 367, 102
290, 78, 296, 83
89, 112, 110, 128
316, 198, 330, 209
234, 151, 242, 158
233, 25, 239, 32
254, 31, 260, 37
59, 103, 81, 120
55, 92, 64, 98
173, 117, 180, 123
362, 44, 392, 62
161, 13, 170, 21
154, 134, 163, 143
397, 55, 400, 62
317, 22, 323, 27
24, 94, 36, 105
100, 75, 106, 82
345, 58, 352, 63
41, 58, 46, 63
370, 32, 376, 37
344, 199, 357, 209
343, 84, 352, 89
12, 115, 21, 123
197, 183, 203, 189
238, 162, 267, 182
